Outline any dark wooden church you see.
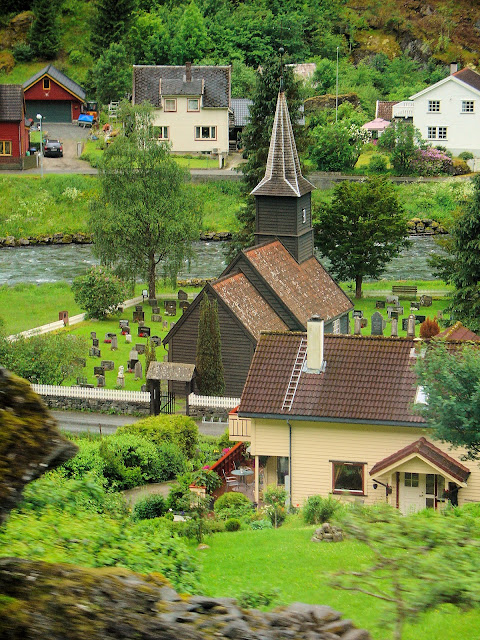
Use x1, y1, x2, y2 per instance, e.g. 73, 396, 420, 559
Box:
163, 89, 353, 397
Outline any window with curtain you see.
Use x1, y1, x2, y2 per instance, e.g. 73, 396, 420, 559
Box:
332, 462, 364, 494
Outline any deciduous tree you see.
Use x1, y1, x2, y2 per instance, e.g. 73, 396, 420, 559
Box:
314, 176, 410, 298
90, 0, 136, 58
90, 102, 202, 299
195, 293, 225, 396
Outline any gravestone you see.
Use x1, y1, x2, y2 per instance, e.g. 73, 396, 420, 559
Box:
148, 298, 158, 307
416, 315, 426, 324
138, 320, 145, 327
133, 311, 145, 323
410, 302, 420, 311
129, 349, 139, 362
119, 319, 129, 329
138, 326, 151, 338
94, 366, 105, 376
162, 321, 169, 329
125, 334, 132, 344
164, 300, 176, 316
121, 326, 130, 335
402, 318, 409, 331
386, 295, 399, 306
407, 314, 416, 337
97, 375, 105, 388
178, 290, 188, 301
134, 361, 143, 380
390, 311, 399, 320
420, 295, 433, 307
101, 360, 115, 371
151, 336, 161, 347
92, 338, 99, 347
360, 318, 368, 329
90, 331, 97, 340
352, 310, 363, 319
170, 321, 176, 329
110, 335, 118, 351
141, 384, 147, 392
375, 300, 385, 309
371, 311, 384, 336
135, 305, 143, 312
116, 365, 125, 388
394, 306, 404, 316
135, 343, 146, 355
391, 317, 398, 337
89, 347, 101, 358
151, 314, 162, 322
354, 316, 362, 335
152, 307, 160, 315
180, 301, 190, 313
387, 307, 395, 318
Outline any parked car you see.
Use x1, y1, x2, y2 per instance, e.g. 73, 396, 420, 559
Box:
44, 140, 63, 157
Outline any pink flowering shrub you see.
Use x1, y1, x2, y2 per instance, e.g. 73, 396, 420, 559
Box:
412, 147, 453, 176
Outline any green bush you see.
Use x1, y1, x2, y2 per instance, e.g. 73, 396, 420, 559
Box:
250, 518, 273, 530
119, 415, 199, 459
303, 495, 340, 524
72, 265, 127, 319
166, 474, 194, 512
133, 494, 167, 521
459, 151, 474, 161
191, 468, 222, 494
368, 154, 388, 174
214, 491, 253, 520
237, 588, 281, 609
12, 43, 34, 62
264, 485, 287, 528
225, 518, 241, 531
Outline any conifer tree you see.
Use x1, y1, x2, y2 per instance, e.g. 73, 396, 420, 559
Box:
195, 294, 225, 396
90, 0, 136, 58
30, 0, 60, 59
145, 338, 157, 378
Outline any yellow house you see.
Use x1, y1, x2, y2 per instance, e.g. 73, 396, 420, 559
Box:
132, 63, 231, 155
229, 319, 477, 514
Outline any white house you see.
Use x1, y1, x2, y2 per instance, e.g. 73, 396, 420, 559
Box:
392, 65, 480, 157
132, 63, 231, 156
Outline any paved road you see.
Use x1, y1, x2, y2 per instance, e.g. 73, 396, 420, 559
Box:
52, 410, 228, 437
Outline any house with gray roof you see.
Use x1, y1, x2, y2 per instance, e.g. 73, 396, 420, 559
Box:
133, 62, 231, 155
0, 84, 31, 169
23, 64, 86, 123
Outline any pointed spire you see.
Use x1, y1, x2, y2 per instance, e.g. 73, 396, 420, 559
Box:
251, 91, 314, 198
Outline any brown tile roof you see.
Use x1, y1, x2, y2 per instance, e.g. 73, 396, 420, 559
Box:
435, 321, 480, 341
243, 241, 353, 326
0, 85, 24, 121
452, 68, 480, 93
376, 100, 398, 120
251, 91, 314, 198
240, 333, 425, 425
370, 437, 470, 484
212, 272, 288, 340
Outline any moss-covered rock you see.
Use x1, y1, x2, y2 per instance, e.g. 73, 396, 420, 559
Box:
0, 369, 77, 526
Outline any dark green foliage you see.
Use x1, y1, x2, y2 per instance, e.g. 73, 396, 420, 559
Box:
430, 176, 480, 332
133, 494, 167, 520
166, 476, 193, 513
118, 414, 199, 459
303, 495, 341, 524
12, 43, 34, 62
0, 332, 86, 385
191, 468, 222, 494
171, 1, 209, 64
225, 517, 241, 531
263, 484, 287, 528
72, 265, 127, 319
314, 177, 410, 298
237, 588, 281, 609
90, 0, 136, 58
459, 151, 474, 161
377, 122, 424, 175
129, 10, 170, 65
250, 518, 273, 530
196, 293, 225, 396
416, 342, 480, 460
214, 491, 253, 520
368, 154, 388, 174
88, 43, 132, 105
30, 0, 60, 59
309, 122, 366, 172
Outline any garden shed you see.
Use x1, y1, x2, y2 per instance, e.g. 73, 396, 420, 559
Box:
23, 64, 86, 123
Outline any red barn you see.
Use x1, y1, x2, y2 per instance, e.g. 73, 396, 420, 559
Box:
0, 84, 30, 169
23, 65, 85, 123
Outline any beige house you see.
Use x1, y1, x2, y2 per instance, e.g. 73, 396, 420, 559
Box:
229, 321, 478, 514
132, 63, 231, 155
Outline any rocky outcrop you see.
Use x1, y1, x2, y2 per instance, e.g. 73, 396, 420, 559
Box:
311, 522, 344, 543
0, 233, 94, 247
304, 94, 361, 114
407, 218, 447, 235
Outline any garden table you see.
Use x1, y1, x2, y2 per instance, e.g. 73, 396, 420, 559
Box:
231, 468, 254, 485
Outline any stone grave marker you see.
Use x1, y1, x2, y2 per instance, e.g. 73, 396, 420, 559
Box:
101, 360, 115, 371
387, 306, 395, 318
94, 366, 105, 376
90, 331, 97, 340
134, 361, 143, 380
105, 332, 116, 340
121, 326, 130, 335
402, 318, 408, 331
407, 314, 416, 337
92, 338, 99, 347
116, 365, 125, 388
152, 314, 162, 322
386, 295, 399, 306
135, 305, 143, 312
394, 306, 404, 316
354, 316, 362, 335
371, 311, 384, 336
141, 384, 147, 392
135, 343, 146, 355
151, 336, 161, 347
391, 317, 398, 337
129, 349, 139, 362
415, 315, 426, 324
111, 335, 118, 350
162, 321, 169, 329
119, 319, 129, 327
180, 301, 190, 313
164, 300, 176, 316
375, 300, 385, 309
138, 320, 145, 327
138, 326, 151, 338
89, 347, 101, 358
390, 311, 399, 320
352, 309, 363, 319
97, 375, 105, 388
420, 295, 433, 307
178, 290, 188, 301
170, 321, 176, 329
125, 334, 132, 344
148, 298, 158, 307
360, 318, 368, 329
152, 307, 160, 315
410, 302, 420, 311
133, 311, 145, 323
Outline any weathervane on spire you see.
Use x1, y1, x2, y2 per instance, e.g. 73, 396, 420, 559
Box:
279, 46, 285, 92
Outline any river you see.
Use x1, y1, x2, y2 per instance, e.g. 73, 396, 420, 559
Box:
0, 236, 444, 286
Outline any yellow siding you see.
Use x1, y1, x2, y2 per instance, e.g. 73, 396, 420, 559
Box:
250, 418, 480, 508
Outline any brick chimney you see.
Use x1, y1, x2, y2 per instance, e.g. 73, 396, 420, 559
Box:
307, 316, 325, 373
186, 61, 192, 82
450, 62, 458, 75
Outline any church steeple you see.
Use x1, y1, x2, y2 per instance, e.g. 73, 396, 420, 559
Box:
251, 87, 315, 263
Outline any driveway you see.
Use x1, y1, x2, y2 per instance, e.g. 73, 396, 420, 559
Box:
40, 123, 93, 173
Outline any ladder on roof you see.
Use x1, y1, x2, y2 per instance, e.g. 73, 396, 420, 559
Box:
281, 337, 307, 412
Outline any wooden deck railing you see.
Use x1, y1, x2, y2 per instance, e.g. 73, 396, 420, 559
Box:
228, 406, 251, 440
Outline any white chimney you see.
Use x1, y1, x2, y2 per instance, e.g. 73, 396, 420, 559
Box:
307, 315, 325, 372
450, 62, 458, 75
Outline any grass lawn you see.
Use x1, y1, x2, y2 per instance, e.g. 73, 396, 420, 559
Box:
193, 518, 480, 640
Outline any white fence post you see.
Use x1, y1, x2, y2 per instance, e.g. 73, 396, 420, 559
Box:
31, 384, 150, 403
188, 393, 240, 410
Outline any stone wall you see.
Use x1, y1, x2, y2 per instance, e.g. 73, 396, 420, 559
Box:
188, 405, 230, 421
39, 394, 150, 416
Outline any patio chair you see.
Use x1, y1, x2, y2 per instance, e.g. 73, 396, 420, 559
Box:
223, 470, 240, 490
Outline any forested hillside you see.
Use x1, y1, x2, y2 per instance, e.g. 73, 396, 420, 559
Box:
1, 0, 479, 111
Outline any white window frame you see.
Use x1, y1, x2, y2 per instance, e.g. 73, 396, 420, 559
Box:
438, 126, 447, 139
427, 126, 447, 140
428, 100, 440, 112
164, 98, 177, 112
187, 98, 200, 112
427, 126, 437, 139
462, 100, 474, 113
302, 208, 306, 224
156, 126, 169, 140
195, 126, 217, 140
333, 318, 341, 334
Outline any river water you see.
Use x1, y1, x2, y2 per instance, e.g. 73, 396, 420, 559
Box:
0, 236, 444, 286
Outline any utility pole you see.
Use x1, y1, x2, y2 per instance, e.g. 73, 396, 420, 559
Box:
335, 47, 339, 123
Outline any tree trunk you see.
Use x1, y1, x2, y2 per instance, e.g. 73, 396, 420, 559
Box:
355, 274, 363, 299
148, 251, 156, 299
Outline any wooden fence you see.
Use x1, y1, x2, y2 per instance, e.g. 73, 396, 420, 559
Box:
31, 384, 150, 403
188, 393, 240, 409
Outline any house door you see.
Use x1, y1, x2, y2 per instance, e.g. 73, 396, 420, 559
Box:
399, 472, 426, 514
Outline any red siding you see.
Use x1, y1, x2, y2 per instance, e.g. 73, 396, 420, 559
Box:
0, 121, 23, 157
24, 77, 83, 119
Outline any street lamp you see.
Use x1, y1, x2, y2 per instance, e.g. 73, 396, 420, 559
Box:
36, 113, 43, 178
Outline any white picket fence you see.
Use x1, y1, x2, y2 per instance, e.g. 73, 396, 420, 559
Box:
32, 384, 150, 403
188, 393, 240, 409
